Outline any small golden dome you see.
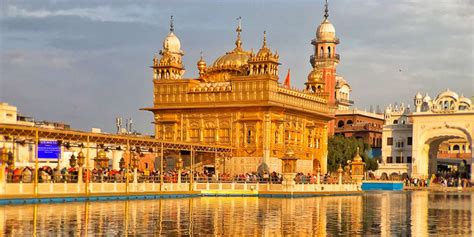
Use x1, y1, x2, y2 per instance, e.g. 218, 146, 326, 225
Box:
77, 151, 85, 158
256, 31, 272, 58
97, 149, 107, 159
353, 147, 363, 162
197, 52, 207, 76
197, 53, 206, 68
307, 68, 324, 82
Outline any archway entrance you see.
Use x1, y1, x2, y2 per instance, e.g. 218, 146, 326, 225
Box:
413, 125, 473, 182
423, 136, 471, 179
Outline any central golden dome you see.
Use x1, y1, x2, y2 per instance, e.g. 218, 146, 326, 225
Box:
212, 49, 250, 68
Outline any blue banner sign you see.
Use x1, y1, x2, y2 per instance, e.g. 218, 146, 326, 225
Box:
38, 140, 61, 159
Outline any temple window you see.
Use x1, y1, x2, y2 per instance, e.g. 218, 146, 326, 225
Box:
246, 129, 252, 144
164, 125, 174, 140
190, 129, 200, 143
219, 128, 230, 144
204, 128, 216, 143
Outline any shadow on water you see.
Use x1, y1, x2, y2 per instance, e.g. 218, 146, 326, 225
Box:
0, 191, 472, 236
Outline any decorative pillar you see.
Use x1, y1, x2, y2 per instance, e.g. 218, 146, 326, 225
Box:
321, 125, 328, 174
0, 147, 8, 195
177, 152, 183, 184
160, 143, 164, 191
190, 146, 194, 191
263, 113, 271, 165
316, 166, 321, 185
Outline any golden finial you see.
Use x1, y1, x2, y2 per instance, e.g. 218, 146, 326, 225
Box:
353, 147, 363, 162
324, 0, 329, 19
170, 15, 174, 32
262, 30, 267, 48
235, 16, 242, 48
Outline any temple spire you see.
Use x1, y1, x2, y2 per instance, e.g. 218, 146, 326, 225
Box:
324, 0, 329, 19
170, 15, 174, 32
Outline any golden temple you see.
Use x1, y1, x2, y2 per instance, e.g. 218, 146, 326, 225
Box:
143, 4, 345, 175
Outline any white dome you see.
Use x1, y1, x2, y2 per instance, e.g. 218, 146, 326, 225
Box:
436, 89, 459, 101
423, 94, 431, 102
459, 96, 472, 106
316, 19, 336, 40
415, 92, 423, 99
163, 32, 182, 54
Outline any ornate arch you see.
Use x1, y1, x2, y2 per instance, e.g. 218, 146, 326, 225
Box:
420, 122, 472, 146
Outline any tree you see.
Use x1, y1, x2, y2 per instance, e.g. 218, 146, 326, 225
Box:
327, 135, 378, 173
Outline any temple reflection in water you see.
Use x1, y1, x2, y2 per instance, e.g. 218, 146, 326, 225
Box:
1, 192, 472, 236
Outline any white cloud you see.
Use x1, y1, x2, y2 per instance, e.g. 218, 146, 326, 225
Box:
3, 50, 74, 69
4, 5, 152, 23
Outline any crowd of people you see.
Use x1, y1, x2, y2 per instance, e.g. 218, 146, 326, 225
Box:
3, 166, 472, 188
403, 172, 471, 188
3, 166, 342, 184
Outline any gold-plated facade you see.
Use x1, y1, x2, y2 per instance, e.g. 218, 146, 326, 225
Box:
144, 19, 335, 174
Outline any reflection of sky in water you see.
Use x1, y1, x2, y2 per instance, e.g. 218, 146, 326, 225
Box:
0, 191, 472, 236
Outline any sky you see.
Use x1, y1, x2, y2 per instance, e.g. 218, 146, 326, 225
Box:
1, 0, 473, 135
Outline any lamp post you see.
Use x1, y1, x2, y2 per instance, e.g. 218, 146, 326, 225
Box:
69, 154, 77, 168
176, 156, 183, 184
130, 151, 139, 184
77, 151, 85, 184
